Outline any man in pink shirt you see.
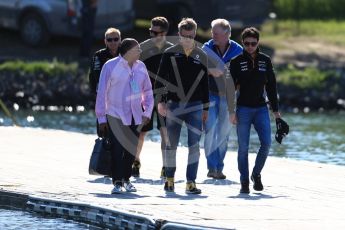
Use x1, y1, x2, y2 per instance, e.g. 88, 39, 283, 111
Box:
95, 38, 154, 194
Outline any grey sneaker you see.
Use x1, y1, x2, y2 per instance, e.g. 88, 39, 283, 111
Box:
207, 170, 217, 178
214, 171, 226, 180
111, 184, 124, 194
124, 182, 137, 192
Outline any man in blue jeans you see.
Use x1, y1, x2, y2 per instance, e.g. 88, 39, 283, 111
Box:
155, 18, 209, 194
230, 27, 282, 193
202, 19, 242, 179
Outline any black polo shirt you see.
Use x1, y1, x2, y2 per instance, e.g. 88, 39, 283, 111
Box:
89, 48, 116, 96
140, 39, 173, 91
230, 50, 279, 112
155, 44, 209, 110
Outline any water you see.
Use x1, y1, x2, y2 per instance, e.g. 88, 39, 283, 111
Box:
0, 207, 99, 230
0, 110, 344, 165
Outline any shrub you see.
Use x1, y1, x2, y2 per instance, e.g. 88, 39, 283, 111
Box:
277, 65, 337, 89
0, 60, 78, 76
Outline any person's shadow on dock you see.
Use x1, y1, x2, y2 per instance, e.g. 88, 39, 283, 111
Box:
87, 177, 112, 184
228, 193, 288, 200
131, 178, 185, 185
201, 179, 239, 186
157, 193, 208, 200
89, 192, 150, 199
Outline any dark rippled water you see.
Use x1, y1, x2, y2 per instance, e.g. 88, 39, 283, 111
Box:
1, 109, 344, 165
0, 207, 99, 230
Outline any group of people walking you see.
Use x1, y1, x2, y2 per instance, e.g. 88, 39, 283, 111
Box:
90, 16, 282, 195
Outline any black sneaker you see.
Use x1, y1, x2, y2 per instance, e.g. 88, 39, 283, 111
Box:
251, 174, 264, 191
131, 160, 141, 177
185, 182, 202, 194
240, 181, 250, 194
164, 178, 174, 193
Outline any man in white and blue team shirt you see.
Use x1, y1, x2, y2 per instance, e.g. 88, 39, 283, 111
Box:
202, 18, 243, 179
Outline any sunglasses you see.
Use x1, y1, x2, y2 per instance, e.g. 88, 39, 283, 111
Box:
106, 37, 119, 42
149, 29, 164, 36
243, 41, 258, 47
180, 35, 195, 40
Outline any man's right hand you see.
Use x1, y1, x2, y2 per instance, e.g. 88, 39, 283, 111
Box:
158, 102, 167, 117
98, 123, 108, 137
230, 113, 237, 125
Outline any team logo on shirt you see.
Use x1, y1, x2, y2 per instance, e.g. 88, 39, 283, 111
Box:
240, 61, 248, 71
94, 56, 100, 70
258, 60, 267, 72
192, 54, 201, 64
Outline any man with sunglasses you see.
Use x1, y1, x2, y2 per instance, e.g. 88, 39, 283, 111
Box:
131, 17, 173, 178
155, 18, 209, 194
202, 19, 243, 180
230, 27, 282, 194
89, 27, 121, 136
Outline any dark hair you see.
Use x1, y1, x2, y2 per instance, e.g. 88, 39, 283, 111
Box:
178, 18, 197, 32
151, 16, 169, 32
119, 38, 139, 56
241, 27, 260, 41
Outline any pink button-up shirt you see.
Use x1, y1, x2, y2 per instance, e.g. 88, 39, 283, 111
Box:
95, 56, 154, 126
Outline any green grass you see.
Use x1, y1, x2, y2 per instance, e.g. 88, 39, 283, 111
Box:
135, 19, 151, 28
277, 64, 339, 89
273, 0, 345, 20
0, 60, 78, 75
261, 20, 345, 47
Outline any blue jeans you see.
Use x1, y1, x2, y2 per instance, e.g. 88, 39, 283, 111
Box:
236, 106, 271, 183
204, 93, 230, 172
165, 101, 203, 182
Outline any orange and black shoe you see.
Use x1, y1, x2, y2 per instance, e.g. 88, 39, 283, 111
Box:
131, 160, 141, 178
185, 181, 201, 194
164, 177, 174, 193
160, 167, 166, 179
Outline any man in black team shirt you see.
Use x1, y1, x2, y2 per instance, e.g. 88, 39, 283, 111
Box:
155, 18, 209, 194
131, 17, 173, 178
230, 27, 283, 194
89, 27, 121, 136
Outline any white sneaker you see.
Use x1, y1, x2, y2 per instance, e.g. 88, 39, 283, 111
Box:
124, 182, 137, 192
111, 184, 124, 194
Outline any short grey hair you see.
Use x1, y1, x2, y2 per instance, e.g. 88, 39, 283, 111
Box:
105, 27, 121, 38
211, 18, 231, 34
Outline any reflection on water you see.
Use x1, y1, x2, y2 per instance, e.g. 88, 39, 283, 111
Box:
0, 110, 344, 165
0, 207, 98, 230
0, 110, 96, 134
